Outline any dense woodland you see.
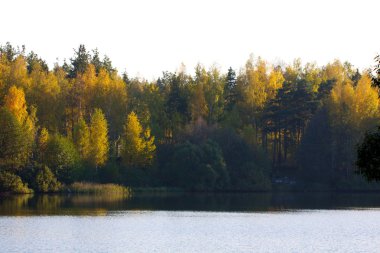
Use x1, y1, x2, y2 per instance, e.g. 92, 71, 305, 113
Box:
0, 43, 379, 193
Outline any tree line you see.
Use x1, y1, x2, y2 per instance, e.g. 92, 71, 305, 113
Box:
0, 43, 379, 193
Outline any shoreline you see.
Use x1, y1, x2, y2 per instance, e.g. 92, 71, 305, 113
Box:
2, 187, 380, 196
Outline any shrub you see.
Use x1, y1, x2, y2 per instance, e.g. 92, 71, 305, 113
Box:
162, 140, 229, 191
0, 171, 33, 193
34, 166, 62, 193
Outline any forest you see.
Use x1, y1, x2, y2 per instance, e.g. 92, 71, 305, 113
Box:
0, 43, 379, 193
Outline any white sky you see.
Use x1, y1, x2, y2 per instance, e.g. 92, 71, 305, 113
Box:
1, 0, 379, 79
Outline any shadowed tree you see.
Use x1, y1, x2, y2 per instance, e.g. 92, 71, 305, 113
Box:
356, 128, 380, 181
356, 55, 380, 181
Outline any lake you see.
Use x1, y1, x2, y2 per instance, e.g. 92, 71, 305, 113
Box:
1, 193, 380, 252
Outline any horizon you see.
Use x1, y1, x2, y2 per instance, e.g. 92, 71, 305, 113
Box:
1, 0, 379, 80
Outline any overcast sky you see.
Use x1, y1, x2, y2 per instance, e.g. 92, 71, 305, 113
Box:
1, 0, 379, 79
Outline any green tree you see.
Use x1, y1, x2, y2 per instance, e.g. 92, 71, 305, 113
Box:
165, 72, 191, 140
224, 66, 238, 110
163, 140, 229, 191
69, 44, 90, 78
204, 66, 225, 124
45, 135, 80, 183
211, 128, 271, 191
0, 108, 30, 169
26, 51, 49, 74
91, 49, 102, 74
372, 54, 380, 88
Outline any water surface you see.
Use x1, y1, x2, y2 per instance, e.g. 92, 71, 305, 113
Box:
1, 193, 380, 252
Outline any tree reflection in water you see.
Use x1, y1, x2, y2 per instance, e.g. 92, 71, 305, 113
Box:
1, 192, 380, 216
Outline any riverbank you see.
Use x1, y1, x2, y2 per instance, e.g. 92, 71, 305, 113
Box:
2, 180, 380, 196
0, 182, 131, 196
2, 191, 380, 216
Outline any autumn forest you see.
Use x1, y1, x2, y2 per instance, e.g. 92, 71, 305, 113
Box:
0, 43, 379, 193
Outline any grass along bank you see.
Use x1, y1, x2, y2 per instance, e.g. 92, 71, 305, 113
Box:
66, 182, 131, 195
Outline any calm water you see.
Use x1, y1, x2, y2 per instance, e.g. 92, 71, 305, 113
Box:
1, 193, 380, 252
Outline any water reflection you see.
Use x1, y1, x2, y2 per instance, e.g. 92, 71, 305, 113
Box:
0, 194, 128, 216
1, 192, 380, 216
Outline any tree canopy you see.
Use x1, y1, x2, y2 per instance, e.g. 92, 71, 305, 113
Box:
0, 43, 379, 192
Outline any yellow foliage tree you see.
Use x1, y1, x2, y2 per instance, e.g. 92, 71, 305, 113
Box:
37, 127, 49, 162
329, 79, 355, 126
190, 64, 208, 121
75, 64, 97, 116
121, 111, 156, 168
9, 56, 29, 89
329, 74, 379, 129
95, 68, 111, 99
2, 86, 36, 165
354, 74, 379, 124
89, 108, 109, 167
267, 68, 284, 100
74, 116, 91, 160
0, 55, 11, 98
29, 62, 60, 129
4, 85, 29, 122
323, 60, 345, 83
303, 62, 322, 93
243, 57, 268, 110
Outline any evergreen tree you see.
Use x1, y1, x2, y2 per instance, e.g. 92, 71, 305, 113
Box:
69, 44, 90, 78
372, 54, 380, 88
225, 67, 237, 109
102, 55, 115, 74
26, 51, 48, 74
91, 48, 102, 75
